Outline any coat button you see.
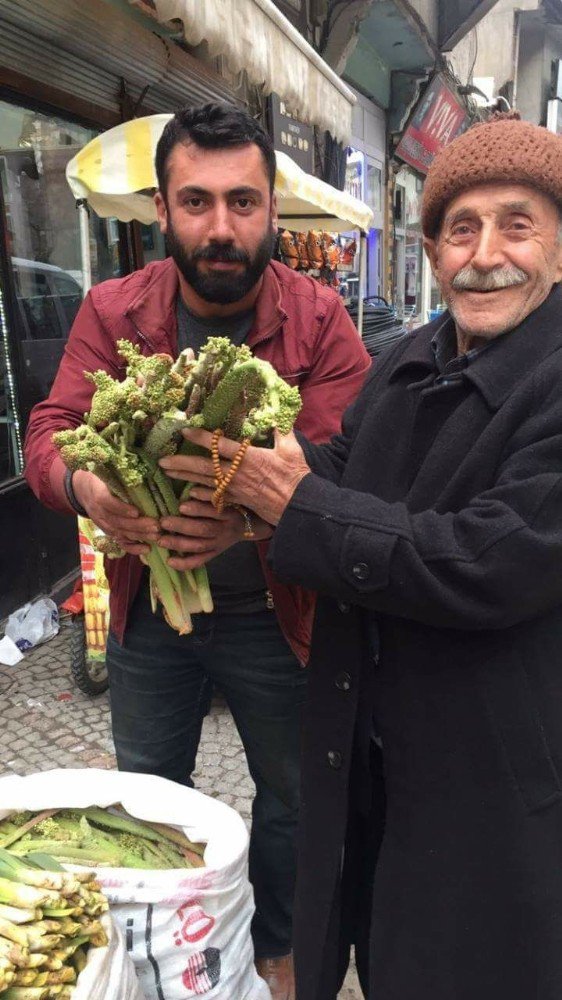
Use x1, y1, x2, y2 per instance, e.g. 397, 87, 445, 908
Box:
327, 750, 342, 769
338, 601, 351, 613
335, 671, 351, 691
352, 562, 370, 581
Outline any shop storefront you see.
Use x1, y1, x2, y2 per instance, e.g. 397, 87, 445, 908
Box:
345, 89, 386, 304
392, 165, 424, 322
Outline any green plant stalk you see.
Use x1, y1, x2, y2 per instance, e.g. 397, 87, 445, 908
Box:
71, 946, 87, 975
192, 567, 213, 614
143, 544, 197, 635
9, 842, 119, 866
51, 935, 90, 958
0, 814, 60, 851
138, 820, 206, 857
0, 851, 79, 897
0, 937, 29, 966
78, 807, 165, 843
1, 988, 65, 999
197, 362, 269, 431
177, 361, 268, 502
125, 479, 200, 630
22, 933, 63, 953
144, 474, 169, 517
0, 880, 59, 910
0, 918, 28, 947
0, 905, 39, 926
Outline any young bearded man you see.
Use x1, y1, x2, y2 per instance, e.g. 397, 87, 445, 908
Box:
24, 103, 370, 999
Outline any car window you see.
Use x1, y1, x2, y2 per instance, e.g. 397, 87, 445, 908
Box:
51, 273, 81, 297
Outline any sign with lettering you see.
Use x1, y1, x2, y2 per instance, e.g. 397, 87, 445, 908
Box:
395, 75, 469, 175
268, 93, 313, 173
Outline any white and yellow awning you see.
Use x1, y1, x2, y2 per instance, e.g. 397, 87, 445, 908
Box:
129, 0, 355, 145
66, 115, 171, 225
274, 150, 373, 233
66, 116, 374, 232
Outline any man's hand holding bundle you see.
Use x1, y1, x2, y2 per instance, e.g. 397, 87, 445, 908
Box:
159, 428, 311, 527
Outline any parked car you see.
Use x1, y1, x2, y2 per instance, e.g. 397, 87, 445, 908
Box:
11, 257, 83, 341
10, 257, 83, 407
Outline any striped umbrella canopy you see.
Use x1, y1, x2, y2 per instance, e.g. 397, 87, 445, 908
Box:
66, 115, 374, 232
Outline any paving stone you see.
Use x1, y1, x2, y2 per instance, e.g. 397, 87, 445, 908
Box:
55, 735, 80, 749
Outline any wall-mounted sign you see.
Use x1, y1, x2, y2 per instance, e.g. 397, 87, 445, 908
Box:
268, 93, 313, 173
345, 150, 364, 202
395, 74, 469, 175
547, 99, 562, 135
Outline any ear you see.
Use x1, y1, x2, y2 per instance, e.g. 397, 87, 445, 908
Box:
270, 192, 279, 234
154, 190, 168, 235
423, 236, 439, 277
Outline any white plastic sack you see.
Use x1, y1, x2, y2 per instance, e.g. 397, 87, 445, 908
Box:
0, 768, 271, 1000
4, 597, 59, 651
73, 912, 145, 1000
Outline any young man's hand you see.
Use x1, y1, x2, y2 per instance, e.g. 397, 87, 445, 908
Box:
72, 470, 160, 555
157, 498, 273, 571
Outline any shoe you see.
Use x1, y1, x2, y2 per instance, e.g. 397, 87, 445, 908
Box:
255, 953, 295, 1000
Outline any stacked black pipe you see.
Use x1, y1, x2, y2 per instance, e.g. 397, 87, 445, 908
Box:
346, 297, 408, 358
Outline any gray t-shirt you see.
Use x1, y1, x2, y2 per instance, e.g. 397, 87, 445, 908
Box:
176, 297, 268, 614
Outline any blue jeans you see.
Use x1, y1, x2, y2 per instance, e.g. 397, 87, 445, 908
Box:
106, 584, 307, 958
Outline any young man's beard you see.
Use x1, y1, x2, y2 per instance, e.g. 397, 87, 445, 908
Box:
165, 222, 274, 305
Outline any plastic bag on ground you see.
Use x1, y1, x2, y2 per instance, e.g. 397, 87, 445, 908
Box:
73, 911, 145, 1000
4, 597, 59, 651
0, 768, 271, 1000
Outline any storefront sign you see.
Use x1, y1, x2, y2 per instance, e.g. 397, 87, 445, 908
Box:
345, 150, 364, 202
268, 93, 313, 173
395, 75, 469, 175
547, 99, 562, 135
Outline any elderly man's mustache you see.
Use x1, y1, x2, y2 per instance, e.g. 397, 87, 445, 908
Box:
452, 264, 528, 291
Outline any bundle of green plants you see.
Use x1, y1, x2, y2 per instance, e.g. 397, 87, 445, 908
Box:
53, 337, 301, 634
0, 843, 109, 997
0, 807, 205, 871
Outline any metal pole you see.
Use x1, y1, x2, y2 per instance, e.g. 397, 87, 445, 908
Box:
77, 200, 92, 295
357, 231, 367, 335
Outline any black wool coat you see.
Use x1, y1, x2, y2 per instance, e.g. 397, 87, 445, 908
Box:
269, 284, 562, 1000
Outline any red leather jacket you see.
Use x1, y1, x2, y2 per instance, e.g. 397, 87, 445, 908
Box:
24, 258, 370, 663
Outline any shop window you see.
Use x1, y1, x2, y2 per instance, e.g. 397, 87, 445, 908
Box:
0, 98, 130, 484
140, 222, 167, 265
394, 186, 405, 227
366, 161, 382, 215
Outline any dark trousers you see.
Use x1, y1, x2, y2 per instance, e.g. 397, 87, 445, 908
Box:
106, 586, 307, 958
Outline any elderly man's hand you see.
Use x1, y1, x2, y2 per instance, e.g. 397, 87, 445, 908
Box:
159, 429, 311, 526
157, 499, 274, 571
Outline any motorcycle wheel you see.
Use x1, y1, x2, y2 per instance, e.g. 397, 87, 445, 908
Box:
69, 613, 109, 696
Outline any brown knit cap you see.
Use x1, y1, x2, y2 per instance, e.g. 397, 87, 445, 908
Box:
421, 112, 562, 238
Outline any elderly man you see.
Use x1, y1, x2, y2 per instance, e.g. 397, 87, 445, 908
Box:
160, 113, 562, 1000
